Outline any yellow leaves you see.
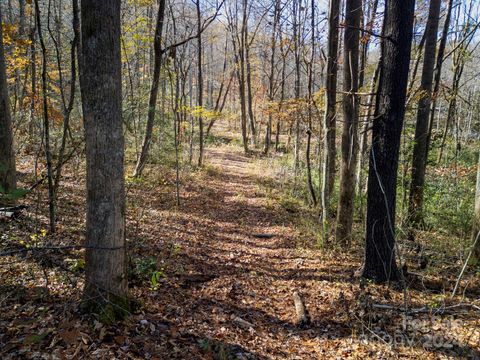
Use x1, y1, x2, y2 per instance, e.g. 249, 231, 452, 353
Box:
189, 106, 221, 120
132, 33, 153, 44
313, 87, 326, 108
2, 23, 31, 79
127, 0, 155, 6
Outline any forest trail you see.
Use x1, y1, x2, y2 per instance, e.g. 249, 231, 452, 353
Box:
133, 143, 363, 359
3, 142, 478, 360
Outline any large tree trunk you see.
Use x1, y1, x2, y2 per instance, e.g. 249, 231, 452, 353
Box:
320, 0, 340, 239
408, 0, 441, 227
0, 8, 16, 195
335, 0, 361, 244
362, 0, 415, 283
133, 0, 166, 177
79, 0, 129, 317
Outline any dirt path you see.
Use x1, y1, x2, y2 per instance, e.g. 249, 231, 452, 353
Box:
133, 145, 362, 359
2, 143, 478, 359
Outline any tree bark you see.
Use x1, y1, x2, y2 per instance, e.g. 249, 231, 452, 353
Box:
53, 0, 80, 198
0, 8, 16, 194
408, 0, 441, 227
320, 0, 340, 239
362, 0, 415, 283
263, 0, 280, 155
196, 0, 204, 166
472, 151, 480, 262
335, 0, 361, 244
356, 61, 380, 205
275, 25, 288, 153
34, 0, 56, 233
245, 14, 257, 147
355, 0, 379, 203
426, 0, 454, 162
305, 0, 316, 207
79, 0, 129, 317
293, 0, 301, 175
133, 0, 166, 177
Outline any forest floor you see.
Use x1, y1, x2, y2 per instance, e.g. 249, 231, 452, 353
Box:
1, 131, 480, 359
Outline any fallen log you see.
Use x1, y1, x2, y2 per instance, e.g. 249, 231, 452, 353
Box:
0, 205, 27, 219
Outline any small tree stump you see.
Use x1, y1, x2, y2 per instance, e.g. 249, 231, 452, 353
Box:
293, 291, 310, 326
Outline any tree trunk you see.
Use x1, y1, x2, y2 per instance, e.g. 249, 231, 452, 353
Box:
305, 0, 316, 207
206, 38, 231, 139
133, 0, 166, 177
426, 0, 454, 161
264, 0, 280, 155
228, 1, 249, 154
408, 0, 441, 227
245, 18, 257, 147
472, 151, 480, 262
0, 8, 16, 195
34, 0, 56, 233
406, 30, 426, 106
320, 0, 340, 239
355, 0, 379, 204
293, 0, 301, 175
275, 27, 288, 153
356, 61, 380, 204
335, 0, 361, 244
196, 0, 204, 166
54, 0, 80, 198
362, 0, 415, 283
437, 55, 466, 165
79, 0, 129, 317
